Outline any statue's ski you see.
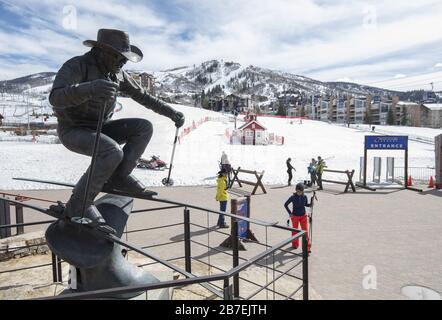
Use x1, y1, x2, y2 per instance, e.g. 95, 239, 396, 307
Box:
13, 177, 158, 198
0, 196, 116, 235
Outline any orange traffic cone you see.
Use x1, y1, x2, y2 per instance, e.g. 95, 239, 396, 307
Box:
428, 176, 434, 188
407, 176, 413, 186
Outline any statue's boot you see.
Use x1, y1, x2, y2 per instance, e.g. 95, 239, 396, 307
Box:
63, 196, 106, 227
62, 169, 108, 226
103, 174, 156, 196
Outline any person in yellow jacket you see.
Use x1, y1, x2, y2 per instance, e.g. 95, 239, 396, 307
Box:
316, 156, 327, 190
216, 168, 229, 228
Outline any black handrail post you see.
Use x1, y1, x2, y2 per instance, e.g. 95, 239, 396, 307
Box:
57, 256, 63, 282
51, 253, 57, 283
0, 198, 11, 239
15, 205, 24, 235
231, 199, 239, 298
223, 278, 232, 300
184, 208, 191, 273
302, 234, 309, 300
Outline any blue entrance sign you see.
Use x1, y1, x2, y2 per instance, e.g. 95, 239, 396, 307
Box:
365, 136, 408, 150
236, 199, 249, 239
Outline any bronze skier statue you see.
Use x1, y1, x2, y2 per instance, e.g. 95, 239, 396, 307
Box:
49, 29, 185, 228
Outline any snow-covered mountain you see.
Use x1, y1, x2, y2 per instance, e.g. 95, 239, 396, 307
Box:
0, 60, 401, 105
151, 59, 401, 105
0, 72, 56, 93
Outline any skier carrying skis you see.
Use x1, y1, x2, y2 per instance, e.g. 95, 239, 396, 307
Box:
284, 183, 311, 252
286, 158, 296, 186
316, 156, 327, 190
49, 29, 185, 227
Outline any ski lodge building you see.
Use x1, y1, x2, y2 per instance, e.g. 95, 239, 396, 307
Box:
208, 94, 251, 113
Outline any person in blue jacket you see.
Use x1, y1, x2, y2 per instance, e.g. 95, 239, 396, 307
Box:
307, 158, 317, 187
284, 183, 312, 251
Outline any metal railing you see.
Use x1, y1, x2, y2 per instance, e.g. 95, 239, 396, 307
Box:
394, 166, 435, 183
0, 193, 309, 300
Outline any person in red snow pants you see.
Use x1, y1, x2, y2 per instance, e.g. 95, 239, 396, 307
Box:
284, 183, 311, 252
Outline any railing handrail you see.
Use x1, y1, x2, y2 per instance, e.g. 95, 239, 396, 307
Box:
0, 188, 307, 301
149, 197, 278, 227
33, 232, 306, 300
35, 272, 228, 300
227, 232, 304, 277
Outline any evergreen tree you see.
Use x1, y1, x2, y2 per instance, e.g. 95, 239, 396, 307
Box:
276, 103, 287, 116
401, 108, 408, 126
201, 90, 209, 109
300, 106, 306, 117
387, 107, 395, 125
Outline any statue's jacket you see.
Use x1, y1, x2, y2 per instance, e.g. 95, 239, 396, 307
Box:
49, 51, 175, 128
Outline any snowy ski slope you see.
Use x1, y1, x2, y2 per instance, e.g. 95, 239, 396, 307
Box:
0, 97, 439, 190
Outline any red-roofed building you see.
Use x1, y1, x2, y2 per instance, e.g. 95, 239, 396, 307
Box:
238, 119, 267, 145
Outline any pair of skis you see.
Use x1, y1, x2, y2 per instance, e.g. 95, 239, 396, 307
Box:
1, 194, 116, 235
4, 177, 161, 236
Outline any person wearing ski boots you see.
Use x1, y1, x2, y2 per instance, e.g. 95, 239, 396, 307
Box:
284, 183, 312, 252
286, 158, 296, 186
215, 168, 230, 228
316, 156, 327, 190
49, 29, 185, 227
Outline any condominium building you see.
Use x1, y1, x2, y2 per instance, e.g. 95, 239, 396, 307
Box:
127, 71, 156, 95
320, 99, 330, 121
304, 93, 440, 128
208, 94, 251, 113
350, 96, 370, 124
421, 103, 442, 128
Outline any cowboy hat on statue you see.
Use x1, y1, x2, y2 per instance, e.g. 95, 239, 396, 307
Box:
49, 28, 185, 228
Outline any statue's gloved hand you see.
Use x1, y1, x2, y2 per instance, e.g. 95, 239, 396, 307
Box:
89, 79, 119, 101
172, 111, 185, 128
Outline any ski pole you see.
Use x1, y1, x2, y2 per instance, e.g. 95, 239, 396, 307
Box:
309, 191, 318, 245
162, 127, 179, 186
79, 100, 107, 222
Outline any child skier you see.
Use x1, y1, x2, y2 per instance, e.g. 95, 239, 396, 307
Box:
284, 183, 311, 252
215, 168, 230, 228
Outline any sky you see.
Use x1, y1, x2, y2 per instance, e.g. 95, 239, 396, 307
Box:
0, 0, 442, 91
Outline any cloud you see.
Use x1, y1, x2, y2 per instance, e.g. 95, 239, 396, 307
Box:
1, 0, 442, 92
435, 63, 442, 68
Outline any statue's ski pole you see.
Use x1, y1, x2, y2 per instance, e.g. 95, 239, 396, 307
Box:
77, 101, 108, 223
162, 127, 179, 187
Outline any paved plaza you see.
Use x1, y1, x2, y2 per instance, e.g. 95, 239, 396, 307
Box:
1, 183, 441, 299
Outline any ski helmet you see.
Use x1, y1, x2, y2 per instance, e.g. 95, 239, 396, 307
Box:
295, 183, 304, 192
